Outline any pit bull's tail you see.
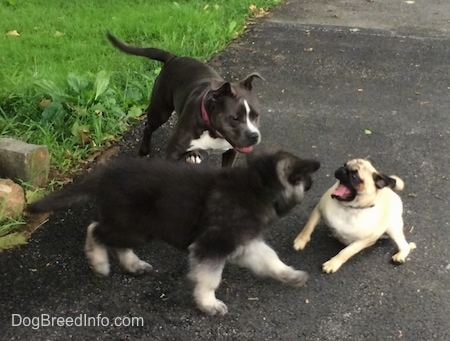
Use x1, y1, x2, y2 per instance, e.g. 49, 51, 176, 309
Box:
26, 174, 97, 214
107, 33, 175, 63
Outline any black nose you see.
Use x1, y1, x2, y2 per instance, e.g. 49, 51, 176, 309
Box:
304, 177, 312, 191
334, 166, 348, 179
247, 132, 260, 144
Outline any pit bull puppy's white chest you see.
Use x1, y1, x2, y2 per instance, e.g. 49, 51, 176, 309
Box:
187, 131, 232, 153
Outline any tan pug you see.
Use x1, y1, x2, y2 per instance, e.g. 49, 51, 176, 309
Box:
293, 159, 416, 273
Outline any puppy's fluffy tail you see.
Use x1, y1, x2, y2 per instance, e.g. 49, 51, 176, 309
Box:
390, 175, 404, 191
107, 33, 175, 63
26, 176, 95, 214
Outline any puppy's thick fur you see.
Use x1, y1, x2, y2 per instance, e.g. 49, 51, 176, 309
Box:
28, 151, 320, 315
293, 159, 415, 273
107, 33, 263, 167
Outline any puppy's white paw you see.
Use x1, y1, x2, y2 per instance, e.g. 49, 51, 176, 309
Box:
186, 154, 202, 164
280, 269, 309, 287
92, 262, 110, 277
127, 260, 153, 275
293, 235, 309, 250
392, 242, 416, 263
117, 249, 153, 275
197, 298, 228, 316
322, 257, 343, 273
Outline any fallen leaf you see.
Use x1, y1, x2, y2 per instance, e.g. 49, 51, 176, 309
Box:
404, 1, 414, 4
304, 47, 314, 52
349, 28, 360, 32
54, 31, 65, 37
39, 99, 52, 109
248, 4, 268, 18
5, 30, 20, 37
364, 129, 372, 135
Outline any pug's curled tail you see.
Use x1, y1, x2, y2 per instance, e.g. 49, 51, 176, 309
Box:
26, 176, 96, 214
390, 176, 404, 191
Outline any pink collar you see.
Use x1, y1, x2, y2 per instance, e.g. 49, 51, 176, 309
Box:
201, 97, 211, 126
200, 97, 224, 138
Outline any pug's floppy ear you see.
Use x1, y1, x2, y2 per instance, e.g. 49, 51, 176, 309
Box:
373, 173, 397, 189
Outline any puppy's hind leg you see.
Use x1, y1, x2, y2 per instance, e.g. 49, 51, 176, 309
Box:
85, 222, 110, 277
187, 248, 228, 315
231, 240, 309, 287
138, 99, 174, 157
116, 249, 153, 275
293, 205, 321, 250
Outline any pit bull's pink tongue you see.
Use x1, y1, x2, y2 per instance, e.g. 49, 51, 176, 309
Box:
332, 184, 351, 198
235, 146, 254, 153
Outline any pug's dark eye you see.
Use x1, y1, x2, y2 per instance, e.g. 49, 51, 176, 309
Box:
351, 172, 358, 180
231, 115, 239, 121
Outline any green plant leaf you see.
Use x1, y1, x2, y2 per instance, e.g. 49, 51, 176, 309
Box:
94, 70, 110, 100
67, 73, 88, 95
0, 232, 28, 250
41, 101, 65, 123
228, 20, 237, 34
127, 105, 143, 118
34, 79, 67, 102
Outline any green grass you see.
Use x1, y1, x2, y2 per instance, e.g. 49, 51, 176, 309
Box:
1, 0, 280, 173
0, 0, 280, 246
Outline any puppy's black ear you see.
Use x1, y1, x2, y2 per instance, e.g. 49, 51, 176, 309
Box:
239, 72, 265, 91
209, 82, 233, 100
373, 173, 397, 189
301, 159, 321, 174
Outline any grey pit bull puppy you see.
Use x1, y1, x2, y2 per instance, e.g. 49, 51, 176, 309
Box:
107, 33, 263, 167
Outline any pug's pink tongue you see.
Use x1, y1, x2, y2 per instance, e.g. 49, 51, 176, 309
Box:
332, 184, 351, 197
235, 146, 254, 153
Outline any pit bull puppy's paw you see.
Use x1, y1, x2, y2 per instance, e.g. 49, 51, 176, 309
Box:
322, 257, 343, 273
197, 298, 228, 316
392, 242, 416, 263
293, 234, 310, 250
186, 152, 203, 164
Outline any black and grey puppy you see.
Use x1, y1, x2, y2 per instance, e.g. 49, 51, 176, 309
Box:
107, 33, 263, 167
27, 150, 320, 315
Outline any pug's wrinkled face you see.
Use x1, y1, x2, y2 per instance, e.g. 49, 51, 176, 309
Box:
330, 159, 395, 207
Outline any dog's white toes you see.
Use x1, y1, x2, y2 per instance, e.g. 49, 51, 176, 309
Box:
392, 242, 416, 264
293, 236, 309, 250
392, 253, 406, 263
186, 154, 202, 164
92, 263, 110, 277
280, 269, 309, 287
117, 249, 153, 275
322, 258, 342, 273
198, 299, 228, 316
129, 261, 153, 275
